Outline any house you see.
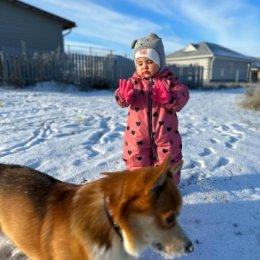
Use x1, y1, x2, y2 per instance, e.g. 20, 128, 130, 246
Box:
166, 42, 254, 83
249, 58, 260, 82
0, 0, 76, 52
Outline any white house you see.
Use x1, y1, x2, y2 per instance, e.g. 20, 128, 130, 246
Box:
166, 42, 254, 83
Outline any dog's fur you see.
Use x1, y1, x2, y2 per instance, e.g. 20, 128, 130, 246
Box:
0, 156, 193, 260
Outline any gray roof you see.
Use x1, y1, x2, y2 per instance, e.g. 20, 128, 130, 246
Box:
167, 42, 253, 61
9, 0, 76, 30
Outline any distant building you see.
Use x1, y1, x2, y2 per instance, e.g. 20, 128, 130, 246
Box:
166, 42, 254, 83
0, 0, 76, 52
250, 59, 260, 82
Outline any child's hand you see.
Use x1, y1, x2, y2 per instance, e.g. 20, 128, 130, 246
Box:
151, 80, 171, 104
119, 79, 134, 104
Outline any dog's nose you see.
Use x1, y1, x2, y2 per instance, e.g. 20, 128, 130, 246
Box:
152, 242, 163, 251
185, 241, 194, 253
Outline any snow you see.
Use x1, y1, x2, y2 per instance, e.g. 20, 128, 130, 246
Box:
0, 82, 260, 260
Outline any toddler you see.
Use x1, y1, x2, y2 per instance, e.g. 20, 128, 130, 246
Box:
115, 33, 189, 184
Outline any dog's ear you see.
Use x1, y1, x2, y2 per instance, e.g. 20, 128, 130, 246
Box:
167, 160, 183, 177
154, 155, 172, 186
147, 156, 171, 198
150, 158, 183, 199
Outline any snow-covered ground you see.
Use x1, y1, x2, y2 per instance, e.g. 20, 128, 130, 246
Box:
0, 82, 259, 260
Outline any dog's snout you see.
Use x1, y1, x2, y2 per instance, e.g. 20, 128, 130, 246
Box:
153, 242, 163, 251
185, 241, 194, 254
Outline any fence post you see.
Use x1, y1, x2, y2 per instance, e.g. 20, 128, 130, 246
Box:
0, 49, 4, 83
235, 69, 239, 84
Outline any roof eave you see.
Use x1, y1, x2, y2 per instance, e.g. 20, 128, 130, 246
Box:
166, 54, 252, 62
10, 0, 76, 30
166, 54, 213, 60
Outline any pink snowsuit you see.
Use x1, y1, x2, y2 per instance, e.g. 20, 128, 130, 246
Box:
115, 68, 189, 183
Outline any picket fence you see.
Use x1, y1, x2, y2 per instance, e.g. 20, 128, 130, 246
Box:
0, 47, 203, 88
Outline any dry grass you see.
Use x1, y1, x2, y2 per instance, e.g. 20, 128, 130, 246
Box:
239, 87, 260, 111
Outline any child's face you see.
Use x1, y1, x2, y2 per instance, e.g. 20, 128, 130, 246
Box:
135, 57, 160, 78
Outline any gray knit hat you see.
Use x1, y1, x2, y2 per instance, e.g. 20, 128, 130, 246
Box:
131, 33, 166, 70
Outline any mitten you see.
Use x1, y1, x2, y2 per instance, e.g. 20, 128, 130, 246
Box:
151, 80, 171, 104
119, 79, 134, 104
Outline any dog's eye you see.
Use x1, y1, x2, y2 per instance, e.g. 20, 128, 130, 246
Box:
166, 213, 176, 225
160, 211, 178, 227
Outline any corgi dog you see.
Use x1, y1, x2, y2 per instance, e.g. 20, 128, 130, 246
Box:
0, 156, 193, 260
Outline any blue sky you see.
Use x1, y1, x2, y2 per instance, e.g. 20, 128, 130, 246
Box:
23, 0, 260, 58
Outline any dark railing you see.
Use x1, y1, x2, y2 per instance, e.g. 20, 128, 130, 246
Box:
0, 46, 135, 89
0, 46, 204, 89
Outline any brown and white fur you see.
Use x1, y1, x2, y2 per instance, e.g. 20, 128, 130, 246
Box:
0, 156, 193, 260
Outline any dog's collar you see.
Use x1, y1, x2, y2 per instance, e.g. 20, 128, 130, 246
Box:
104, 196, 123, 242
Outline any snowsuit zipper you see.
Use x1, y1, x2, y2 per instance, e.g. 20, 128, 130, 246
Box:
149, 78, 158, 162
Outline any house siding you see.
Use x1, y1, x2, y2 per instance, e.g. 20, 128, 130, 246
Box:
0, 0, 64, 51
167, 56, 249, 82
212, 58, 249, 82
167, 57, 212, 80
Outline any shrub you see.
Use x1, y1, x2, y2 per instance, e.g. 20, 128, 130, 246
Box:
239, 87, 260, 110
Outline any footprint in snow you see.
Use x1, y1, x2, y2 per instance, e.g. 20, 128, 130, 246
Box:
216, 157, 230, 168
199, 147, 215, 157
185, 159, 204, 169
225, 136, 239, 149
73, 159, 81, 166
210, 138, 220, 144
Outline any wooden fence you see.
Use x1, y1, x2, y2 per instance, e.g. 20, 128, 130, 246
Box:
0, 46, 204, 89
0, 47, 135, 88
